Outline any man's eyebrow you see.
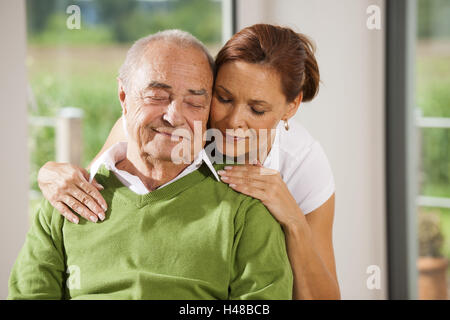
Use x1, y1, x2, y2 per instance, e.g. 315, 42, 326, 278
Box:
147, 81, 172, 90
147, 82, 207, 97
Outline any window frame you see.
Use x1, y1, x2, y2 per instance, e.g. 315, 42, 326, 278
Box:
385, 0, 419, 300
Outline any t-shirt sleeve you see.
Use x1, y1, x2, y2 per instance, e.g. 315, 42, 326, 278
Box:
228, 199, 293, 300
8, 199, 66, 300
286, 141, 335, 215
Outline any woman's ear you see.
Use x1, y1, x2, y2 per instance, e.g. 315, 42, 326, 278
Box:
283, 91, 303, 121
117, 77, 127, 115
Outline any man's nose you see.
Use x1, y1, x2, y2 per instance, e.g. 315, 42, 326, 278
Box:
163, 99, 185, 127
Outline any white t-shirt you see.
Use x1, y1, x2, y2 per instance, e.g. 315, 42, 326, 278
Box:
263, 119, 335, 215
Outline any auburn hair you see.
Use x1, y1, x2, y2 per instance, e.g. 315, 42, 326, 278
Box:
215, 24, 320, 103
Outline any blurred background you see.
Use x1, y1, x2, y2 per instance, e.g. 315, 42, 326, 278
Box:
0, 0, 449, 300
25, 0, 224, 204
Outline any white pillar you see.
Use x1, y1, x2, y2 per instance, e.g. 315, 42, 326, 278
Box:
56, 107, 84, 166
0, 0, 28, 300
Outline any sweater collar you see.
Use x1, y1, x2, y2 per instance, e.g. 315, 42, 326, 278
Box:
89, 141, 220, 195
95, 160, 216, 208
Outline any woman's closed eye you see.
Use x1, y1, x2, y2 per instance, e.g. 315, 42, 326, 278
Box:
217, 94, 232, 104
250, 106, 266, 116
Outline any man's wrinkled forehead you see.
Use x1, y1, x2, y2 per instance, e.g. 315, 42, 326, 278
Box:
147, 61, 208, 81
133, 43, 213, 93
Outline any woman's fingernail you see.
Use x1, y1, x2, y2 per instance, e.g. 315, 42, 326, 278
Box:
90, 216, 98, 223
98, 184, 104, 190
229, 184, 236, 188
217, 170, 226, 175
98, 213, 105, 221
221, 176, 229, 181
101, 204, 107, 211
224, 166, 233, 170
72, 217, 79, 224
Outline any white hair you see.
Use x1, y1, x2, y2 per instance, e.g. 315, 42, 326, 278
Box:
118, 29, 215, 91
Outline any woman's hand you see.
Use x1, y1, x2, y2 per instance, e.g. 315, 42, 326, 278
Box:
217, 163, 303, 228
37, 161, 108, 224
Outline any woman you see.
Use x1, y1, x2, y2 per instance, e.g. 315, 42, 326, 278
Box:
38, 24, 340, 299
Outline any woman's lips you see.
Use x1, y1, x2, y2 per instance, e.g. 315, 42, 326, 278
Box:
224, 132, 248, 142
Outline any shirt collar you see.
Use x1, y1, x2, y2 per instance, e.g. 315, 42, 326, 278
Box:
198, 148, 221, 181
89, 142, 220, 192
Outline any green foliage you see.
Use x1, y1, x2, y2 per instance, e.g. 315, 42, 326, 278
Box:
419, 207, 450, 258
418, 0, 450, 39
441, 208, 450, 258
415, 36, 450, 260
93, 0, 221, 43
94, 0, 139, 42
420, 128, 450, 188
417, 55, 450, 190
113, 0, 221, 44
28, 14, 114, 46
418, 210, 445, 257
27, 46, 123, 190
26, 0, 57, 34
95, 0, 138, 24
27, 0, 222, 45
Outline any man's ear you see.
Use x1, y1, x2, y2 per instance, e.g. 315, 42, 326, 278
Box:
117, 77, 127, 115
283, 91, 303, 121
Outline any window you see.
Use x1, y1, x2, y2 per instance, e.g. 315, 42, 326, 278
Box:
415, 0, 450, 300
387, 0, 450, 300
26, 0, 228, 215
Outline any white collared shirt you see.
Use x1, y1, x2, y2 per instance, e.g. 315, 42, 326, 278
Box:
89, 141, 220, 195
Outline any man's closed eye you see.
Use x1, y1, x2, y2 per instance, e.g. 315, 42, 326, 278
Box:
144, 96, 169, 104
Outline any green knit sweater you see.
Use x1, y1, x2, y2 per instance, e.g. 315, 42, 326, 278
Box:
8, 163, 293, 300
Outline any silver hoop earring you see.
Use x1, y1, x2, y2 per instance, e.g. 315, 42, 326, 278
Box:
284, 119, 289, 131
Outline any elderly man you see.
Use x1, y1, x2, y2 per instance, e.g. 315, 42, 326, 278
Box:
8, 30, 293, 300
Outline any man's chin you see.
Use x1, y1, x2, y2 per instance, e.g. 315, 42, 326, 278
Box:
141, 144, 188, 164
142, 150, 174, 163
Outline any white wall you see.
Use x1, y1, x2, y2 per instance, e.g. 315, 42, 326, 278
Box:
0, 0, 28, 300
237, 0, 387, 299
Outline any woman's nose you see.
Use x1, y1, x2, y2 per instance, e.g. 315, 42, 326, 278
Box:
226, 104, 247, 130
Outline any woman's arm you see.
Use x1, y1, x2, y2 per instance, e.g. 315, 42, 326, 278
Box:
217, 165, 340, 300
87, 116, 125, 170
284, 193, 340, 299
38, 116, 125, 223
